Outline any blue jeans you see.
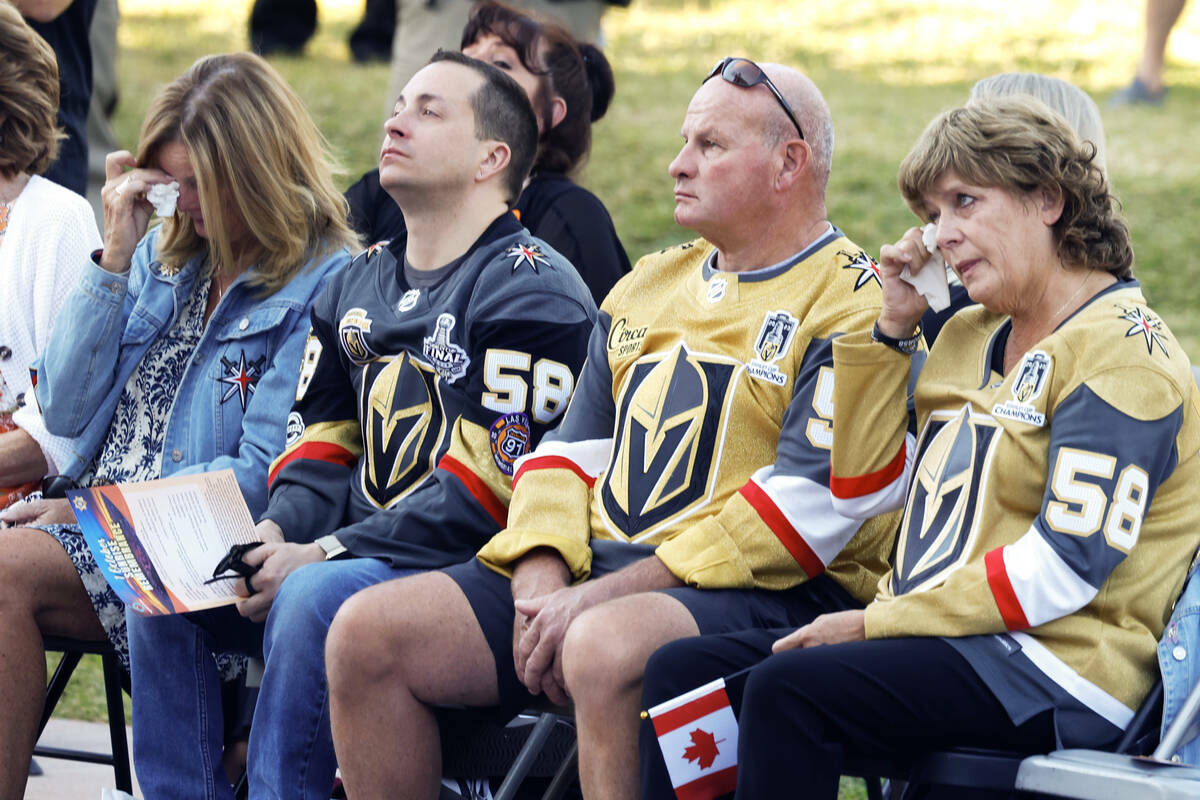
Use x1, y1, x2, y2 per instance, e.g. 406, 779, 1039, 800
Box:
127, 557, 413, 800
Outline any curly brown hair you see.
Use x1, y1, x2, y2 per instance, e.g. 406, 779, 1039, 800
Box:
0, 3, 64, 179
898, 96, 1132, 278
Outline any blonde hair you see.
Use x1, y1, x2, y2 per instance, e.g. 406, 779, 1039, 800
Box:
898, 97, 1132, 278
0, 3, 64, 178
137, 53, 359, 292
969, 73, 1108, 175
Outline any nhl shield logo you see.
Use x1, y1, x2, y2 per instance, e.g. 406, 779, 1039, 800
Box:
754, 311, 799, 363
339, 308, 380, 365
422, 313, 470, 382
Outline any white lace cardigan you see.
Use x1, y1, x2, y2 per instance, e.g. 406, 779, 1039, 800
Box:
1, 175, 102, 472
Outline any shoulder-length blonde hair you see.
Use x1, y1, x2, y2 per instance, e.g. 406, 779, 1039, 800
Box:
137, 53, 359, 292
0, 3, 64, 179
898, 96, 1132, 278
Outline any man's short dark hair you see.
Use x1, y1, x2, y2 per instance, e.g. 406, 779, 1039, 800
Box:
430, 50, 538, 204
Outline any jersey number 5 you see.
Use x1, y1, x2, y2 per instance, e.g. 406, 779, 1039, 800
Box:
481, 349, 575, 424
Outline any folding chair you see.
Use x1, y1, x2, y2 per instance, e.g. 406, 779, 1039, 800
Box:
843, 675, 1166, 798
438, 704, 579, 800
35, 635, 133, 793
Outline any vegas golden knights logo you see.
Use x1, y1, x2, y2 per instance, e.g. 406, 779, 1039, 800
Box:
360, 353, 446, 508
893, 405, 1002, 595
600, 345, 737, 539
339, 308, 380, 365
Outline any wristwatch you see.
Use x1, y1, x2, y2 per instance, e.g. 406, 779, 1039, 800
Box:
872, 322, 921, 355
315, 534, 348, 561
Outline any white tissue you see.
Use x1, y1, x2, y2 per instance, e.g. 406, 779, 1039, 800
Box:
898, 223, 951, 312
146, 181, 180, 217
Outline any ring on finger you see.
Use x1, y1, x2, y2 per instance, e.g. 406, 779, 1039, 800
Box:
115, 178, 129, 197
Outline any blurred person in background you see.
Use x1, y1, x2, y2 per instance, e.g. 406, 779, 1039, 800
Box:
348, 0, 629, 307
0, 3, 101, 511
0, 51, 354, 800
13, 0, 98, 196
1111, 0, 1188, 105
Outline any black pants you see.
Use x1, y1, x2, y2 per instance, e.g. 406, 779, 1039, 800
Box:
641, 634, 1059, 800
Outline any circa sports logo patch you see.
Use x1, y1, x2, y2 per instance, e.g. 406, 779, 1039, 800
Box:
746, 310, 799, 386
992, 350, 1051, 427
217, 350, 267, 412
839, 249, 882, 290
1118, 305, 1169, 357
339, 307, 380, 365
489, 412, 531, 475
422, 313, 470, 382
505, 242, 550, 274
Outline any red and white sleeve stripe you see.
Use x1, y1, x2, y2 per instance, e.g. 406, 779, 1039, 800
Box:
739, 465, 864, 577
829, 433, 914, 519
985, 524, 1100, 630
512, 437, 612, 488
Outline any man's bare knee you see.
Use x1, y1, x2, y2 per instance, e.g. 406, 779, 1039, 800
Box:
563, 593, 699, 701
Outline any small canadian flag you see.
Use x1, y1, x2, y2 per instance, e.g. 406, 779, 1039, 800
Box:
646, 677, 739, 800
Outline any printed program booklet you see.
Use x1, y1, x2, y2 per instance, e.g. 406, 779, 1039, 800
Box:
66, 469, 258, 616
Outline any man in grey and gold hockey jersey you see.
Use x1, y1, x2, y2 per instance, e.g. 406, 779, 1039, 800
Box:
325, 59, 901, 800
125, 51, 595, 800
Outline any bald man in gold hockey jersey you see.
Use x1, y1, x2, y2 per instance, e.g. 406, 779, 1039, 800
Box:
324, 58, 899, 800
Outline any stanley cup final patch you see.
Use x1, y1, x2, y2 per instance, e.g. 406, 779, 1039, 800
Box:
992, 350, 1051, 426
423, 313, 470, 382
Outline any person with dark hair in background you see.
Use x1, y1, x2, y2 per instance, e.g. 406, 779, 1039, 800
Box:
14, 0, 98, 196
347, 0, 629, 307
126, 50, 595, 800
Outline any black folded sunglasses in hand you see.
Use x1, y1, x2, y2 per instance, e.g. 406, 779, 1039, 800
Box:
204, 541, 264, 587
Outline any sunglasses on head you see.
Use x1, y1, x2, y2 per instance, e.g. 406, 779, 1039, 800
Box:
703, 57, 805, 141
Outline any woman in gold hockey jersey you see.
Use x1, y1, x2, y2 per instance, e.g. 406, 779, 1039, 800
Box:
649, 95, 1200, 798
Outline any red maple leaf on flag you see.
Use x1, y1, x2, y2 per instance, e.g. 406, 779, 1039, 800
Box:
682, 727, 724, 770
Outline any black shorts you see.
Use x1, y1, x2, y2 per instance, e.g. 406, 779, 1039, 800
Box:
441, 539, 862, 718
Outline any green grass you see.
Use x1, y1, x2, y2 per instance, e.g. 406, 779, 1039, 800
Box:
52, 0, 1200, 793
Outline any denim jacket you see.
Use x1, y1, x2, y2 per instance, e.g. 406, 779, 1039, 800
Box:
1160, 561, 1200, 764
35, 227, 349, 519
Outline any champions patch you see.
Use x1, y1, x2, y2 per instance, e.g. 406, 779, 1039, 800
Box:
747, 310, 798, 386
423, 313, 470, 382
339, 308, 380, 365
489, 412, 531, 475
992, 350, 1050, 427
